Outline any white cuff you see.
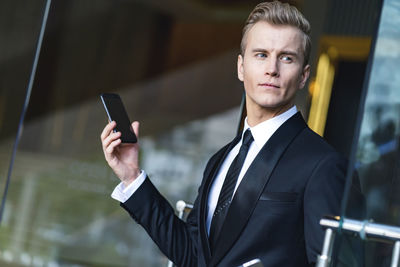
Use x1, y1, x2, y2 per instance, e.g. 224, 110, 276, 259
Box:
111, 170, 147, 203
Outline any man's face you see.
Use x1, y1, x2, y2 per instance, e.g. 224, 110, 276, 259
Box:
238, 21, 310, 121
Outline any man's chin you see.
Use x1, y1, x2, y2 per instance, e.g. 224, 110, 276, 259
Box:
258, 102, 294, 114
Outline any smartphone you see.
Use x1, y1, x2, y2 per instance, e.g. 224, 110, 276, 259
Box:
100, 93, 137, 143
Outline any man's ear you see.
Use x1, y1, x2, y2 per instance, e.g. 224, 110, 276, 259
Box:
299, 64, 310, 89
237, 54, 244, 82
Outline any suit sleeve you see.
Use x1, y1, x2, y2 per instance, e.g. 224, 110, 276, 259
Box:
303, 152, 347, 263
121, 177, 200, 267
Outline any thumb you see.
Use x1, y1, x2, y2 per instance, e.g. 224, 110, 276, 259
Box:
131, 121, 140, 139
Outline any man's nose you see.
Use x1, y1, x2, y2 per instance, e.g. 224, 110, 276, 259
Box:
265, 58, 279, 76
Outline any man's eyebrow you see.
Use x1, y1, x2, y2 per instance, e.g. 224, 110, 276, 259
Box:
251, 48, 268, 53
280, 50, 299, 57
250, 48, 299, 57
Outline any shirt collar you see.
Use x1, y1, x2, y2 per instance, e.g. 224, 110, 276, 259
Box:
243, 106, 298, 149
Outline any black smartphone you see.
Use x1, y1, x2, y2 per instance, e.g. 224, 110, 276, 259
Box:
100, 93, 137, 143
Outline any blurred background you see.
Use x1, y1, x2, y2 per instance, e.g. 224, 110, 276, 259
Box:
1, 0, 399, 266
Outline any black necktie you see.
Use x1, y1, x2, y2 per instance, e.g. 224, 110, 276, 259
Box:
209, 129, 254, 250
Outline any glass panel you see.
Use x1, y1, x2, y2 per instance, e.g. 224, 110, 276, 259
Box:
0, 0, 244, 266
0, 0, 48, 195
337, 0, 400, 266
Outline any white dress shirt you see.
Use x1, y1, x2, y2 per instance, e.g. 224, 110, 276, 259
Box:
111, 106, 298, 234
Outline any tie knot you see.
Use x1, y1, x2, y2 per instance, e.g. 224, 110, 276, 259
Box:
242, 129, 253, 147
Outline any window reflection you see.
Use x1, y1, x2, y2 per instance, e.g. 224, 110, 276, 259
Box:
0, 0, 244, 265
350, 0, 400, 226
0, 102, 240, 266
338, 0, 400, 266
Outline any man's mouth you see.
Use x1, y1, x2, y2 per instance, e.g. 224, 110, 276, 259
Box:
259, 83, 280, 88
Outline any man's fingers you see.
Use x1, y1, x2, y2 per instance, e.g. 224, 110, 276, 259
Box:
106, 138, 122, 155
102, 131, 121, 152
100, 121, 117, 141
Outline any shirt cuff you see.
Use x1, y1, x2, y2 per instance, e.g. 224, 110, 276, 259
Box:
111, 170, 147, 203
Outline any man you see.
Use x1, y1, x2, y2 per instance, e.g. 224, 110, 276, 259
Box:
101, 1, 346, 266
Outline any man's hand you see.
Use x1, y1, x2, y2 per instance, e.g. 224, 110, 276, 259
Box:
101, 121, 141, 187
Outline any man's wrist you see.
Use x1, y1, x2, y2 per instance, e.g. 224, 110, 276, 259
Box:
111, 170, 147, 202
122, 168, 141, 187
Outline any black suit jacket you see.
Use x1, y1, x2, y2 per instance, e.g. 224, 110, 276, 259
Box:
121, 112, 347, 266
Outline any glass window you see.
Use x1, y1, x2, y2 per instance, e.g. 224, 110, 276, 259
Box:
0, 0, 244, 266
337, 0, 400, 266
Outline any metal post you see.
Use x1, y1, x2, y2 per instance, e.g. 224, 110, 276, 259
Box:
316, 228, 335, 267
391, 241, 400, 267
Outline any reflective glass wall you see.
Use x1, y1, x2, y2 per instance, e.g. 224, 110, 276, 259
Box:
0, 0, 251, 266
337, 0, 400, 266
0, 0, 49, 193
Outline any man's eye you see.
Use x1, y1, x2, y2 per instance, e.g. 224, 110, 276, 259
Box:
256, 53, 267, 58
281, 55, 293, 62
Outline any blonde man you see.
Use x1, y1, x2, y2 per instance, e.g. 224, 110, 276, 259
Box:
101, 2, 346, 266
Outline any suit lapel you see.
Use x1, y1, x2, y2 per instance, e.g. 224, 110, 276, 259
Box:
210, 112, 307, 266
199, 135, 241, 264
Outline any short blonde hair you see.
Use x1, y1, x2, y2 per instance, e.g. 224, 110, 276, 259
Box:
241, 1, 311, 66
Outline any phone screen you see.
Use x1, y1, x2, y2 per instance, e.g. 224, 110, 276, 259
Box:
101, 93, 137, 143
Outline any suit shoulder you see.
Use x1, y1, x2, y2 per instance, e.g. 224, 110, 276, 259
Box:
296, 126, 346, 162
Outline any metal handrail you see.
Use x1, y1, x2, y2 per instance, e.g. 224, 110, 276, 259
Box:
320, 216, 400, 242
317, 216, 400, 267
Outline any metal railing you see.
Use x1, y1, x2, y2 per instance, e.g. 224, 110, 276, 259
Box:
317, 216, 400, 267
